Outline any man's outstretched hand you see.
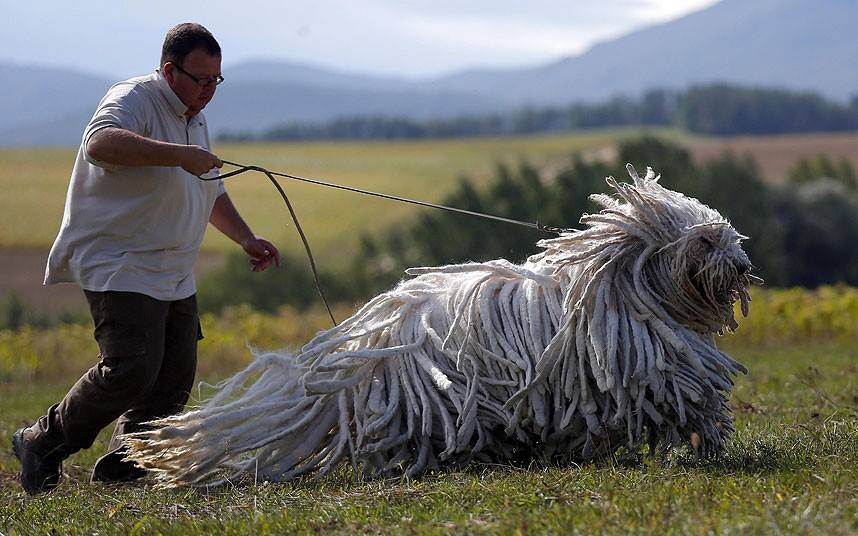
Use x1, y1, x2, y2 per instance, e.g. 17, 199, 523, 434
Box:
242, 236, 281, 272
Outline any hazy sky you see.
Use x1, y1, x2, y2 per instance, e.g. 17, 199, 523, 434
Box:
3, 0, 718, 79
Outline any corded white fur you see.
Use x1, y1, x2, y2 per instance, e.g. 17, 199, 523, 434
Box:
124, 164, 758, 487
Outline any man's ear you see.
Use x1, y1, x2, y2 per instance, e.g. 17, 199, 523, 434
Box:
162, 63, 176, 84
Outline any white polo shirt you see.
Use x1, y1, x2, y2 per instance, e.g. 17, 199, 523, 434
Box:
44, 70, 226, 301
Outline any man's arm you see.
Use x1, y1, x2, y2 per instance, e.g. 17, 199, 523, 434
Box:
86, 127, 221, 176
210, 193, 281, 272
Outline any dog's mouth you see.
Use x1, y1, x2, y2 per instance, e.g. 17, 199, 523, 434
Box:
687, 260, 761, 333
720, 270, 764, 331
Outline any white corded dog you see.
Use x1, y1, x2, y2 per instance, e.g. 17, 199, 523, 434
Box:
124, 164, 759, 487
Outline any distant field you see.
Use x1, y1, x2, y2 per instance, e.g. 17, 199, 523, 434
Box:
4, 129, 858, 257
3, 128, 858, 314
0, 128, 653, 313
687, 131, 858, 184
0, 128, 656, 257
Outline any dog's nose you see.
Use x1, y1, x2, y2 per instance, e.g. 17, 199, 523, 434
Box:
734, 260, 750, 274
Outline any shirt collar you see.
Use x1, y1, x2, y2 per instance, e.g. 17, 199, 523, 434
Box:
155, 69, 190, 118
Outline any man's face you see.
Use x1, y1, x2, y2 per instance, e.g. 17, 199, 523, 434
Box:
163, 48, 222, 116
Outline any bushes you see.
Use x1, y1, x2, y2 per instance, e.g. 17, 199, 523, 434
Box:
196, 135, 858, 312
788, 154, 857, 192
0, 292, 48, 330
777, 179, 858, 286
2, 288, 857, 384
0, 291, 89, 331
197, 251, 362, 315
724, 286, 858, 347
352, 135, 858, 295
0, 304, 345, 384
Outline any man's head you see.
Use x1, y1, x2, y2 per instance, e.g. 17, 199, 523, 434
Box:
160, 23, 222, 116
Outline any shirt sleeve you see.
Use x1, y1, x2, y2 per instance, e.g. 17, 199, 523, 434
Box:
199, 165, 227, 196
82, 81, 149, 167
201, 169, 227, 196
198, 114, 226, 197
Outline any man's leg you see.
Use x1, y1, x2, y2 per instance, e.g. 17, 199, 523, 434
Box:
13, 291, 168, 494
92, 294, 200, 482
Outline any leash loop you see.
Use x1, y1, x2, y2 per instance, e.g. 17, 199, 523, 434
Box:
200, 163, 337, 326
199, 159, 574, 327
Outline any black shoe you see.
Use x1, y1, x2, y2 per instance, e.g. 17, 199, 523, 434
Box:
91, 448, 147, 483
11, 427, 65, 495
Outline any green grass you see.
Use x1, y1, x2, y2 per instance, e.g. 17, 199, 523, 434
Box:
0, 128, 679, 262
1, 340, 856, 535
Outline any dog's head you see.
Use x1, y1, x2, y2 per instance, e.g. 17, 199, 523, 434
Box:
584, 164, 760, 335
632, 167, 758, 334
529, 165, 757, 459
661, 220, 755, 333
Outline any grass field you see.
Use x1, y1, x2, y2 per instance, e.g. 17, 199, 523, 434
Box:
1, 289, 857, 534
1, 345, 855, 534
3, 130, 858, 532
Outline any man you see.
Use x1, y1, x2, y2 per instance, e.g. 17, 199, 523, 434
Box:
11, 23, 280, 494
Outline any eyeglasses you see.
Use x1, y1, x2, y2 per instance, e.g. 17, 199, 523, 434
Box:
172, 63, 224, 87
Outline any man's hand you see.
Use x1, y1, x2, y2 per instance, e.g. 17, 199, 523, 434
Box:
242, 236, 281, 272
179, 145, 223, 176
209, 194, 280, 272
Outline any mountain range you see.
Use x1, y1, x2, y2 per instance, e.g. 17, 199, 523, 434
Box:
1, 0, 855, 146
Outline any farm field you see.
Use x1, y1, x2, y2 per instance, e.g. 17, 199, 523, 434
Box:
687, 131, 858, 185
4, 128, 858, 315
3, 129, 858, 254
0, 127, 659, 315
0, 128, 659, 255
1, 287, 857, 534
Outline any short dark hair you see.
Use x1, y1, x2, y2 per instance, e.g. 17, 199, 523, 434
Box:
160, 23, 221, 67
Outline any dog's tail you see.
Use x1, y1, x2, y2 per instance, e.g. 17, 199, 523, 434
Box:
122, 351, 348, 487
121, 282, 492, 487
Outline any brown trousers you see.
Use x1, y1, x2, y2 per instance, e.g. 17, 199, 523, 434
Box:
33, 290, 200, 456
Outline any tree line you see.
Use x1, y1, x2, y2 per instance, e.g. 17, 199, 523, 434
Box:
199, 136, 858, 314
219, 85, 858, 142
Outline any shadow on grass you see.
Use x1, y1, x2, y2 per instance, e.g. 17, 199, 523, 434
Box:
673, 436, 805, 475
447, 434, 808, 479
14, 421, 832, 500
166, 436, 807, 495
